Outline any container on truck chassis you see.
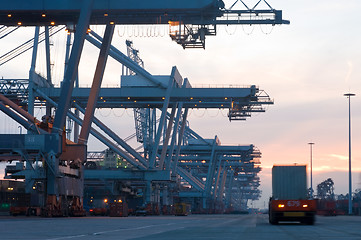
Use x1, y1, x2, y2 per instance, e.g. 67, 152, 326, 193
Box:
269, 165, 316, 225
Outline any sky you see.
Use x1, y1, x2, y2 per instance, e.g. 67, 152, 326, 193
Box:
0, 0, 361, 209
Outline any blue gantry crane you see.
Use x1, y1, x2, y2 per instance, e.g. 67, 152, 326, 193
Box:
0, 0, 289, 215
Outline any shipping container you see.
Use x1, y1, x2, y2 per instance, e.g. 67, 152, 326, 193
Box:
272, 165, 307, 200
109, 201, 128, 217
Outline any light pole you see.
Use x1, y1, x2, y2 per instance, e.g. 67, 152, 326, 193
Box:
308, 142, 314, 198
344, 92, 355, 215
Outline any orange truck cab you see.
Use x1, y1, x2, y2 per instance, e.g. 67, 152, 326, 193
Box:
269, 199, 316, 224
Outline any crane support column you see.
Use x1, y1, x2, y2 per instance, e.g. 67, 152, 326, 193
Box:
172, 107, 189, 175
225, 170, 234, 209
78, 23, 114, 146
44, 26, 52, 116
204, 136, 218, 209
149, 69, 176, 168
213, 160, 223, 201
28, 26, 40, 116
52, 0, 93, 135
158, 105, 177, 170
166, 78, 189, 171
217, 166, 227, 203
44, 26, 52, 85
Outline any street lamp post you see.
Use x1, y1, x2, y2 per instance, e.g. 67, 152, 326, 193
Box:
308, 142, 314, 199
344, 92, 355, 215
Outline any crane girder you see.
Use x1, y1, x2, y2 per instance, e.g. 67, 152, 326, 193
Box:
0, 0, 225, 26
0, 0, 289, 48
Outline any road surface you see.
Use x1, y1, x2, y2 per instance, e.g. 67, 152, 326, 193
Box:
1, 214, 361, 239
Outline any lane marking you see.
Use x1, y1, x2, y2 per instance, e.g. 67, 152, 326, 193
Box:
46, 235, 87, 240
46, 222, 177, 239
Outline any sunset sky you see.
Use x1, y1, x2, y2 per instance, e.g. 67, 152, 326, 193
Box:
1, 0, 361, 208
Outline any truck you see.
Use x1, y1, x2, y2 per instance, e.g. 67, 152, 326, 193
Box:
269, 165, 316, 225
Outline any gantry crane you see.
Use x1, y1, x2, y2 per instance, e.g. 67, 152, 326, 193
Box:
0, 0, 289, 215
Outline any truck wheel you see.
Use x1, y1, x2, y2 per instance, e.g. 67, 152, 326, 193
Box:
270, 218, 278, 225
269, 213, 278, 225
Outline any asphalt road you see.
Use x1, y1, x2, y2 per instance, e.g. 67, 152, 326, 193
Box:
1, 214, 361, 240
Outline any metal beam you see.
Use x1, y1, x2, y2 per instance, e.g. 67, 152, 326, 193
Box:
158, 105, 176, 170
0, 102, 43, 134
149, 69, 176, 168
172, 107, 189, 176
204, 136, 218, 199
74, 102, 149, 167
0, 1, 290, 26
86, 32, 167, 88
28, 26, 40, 116
165, 78, 189, 171
35, 89, 147, 170
78, 23, 114, 146
51, 0, 93, 135
44, 26, 52, 85
176, 167, 205, 191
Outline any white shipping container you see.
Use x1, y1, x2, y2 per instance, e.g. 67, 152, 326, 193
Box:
272, 165, 308, 200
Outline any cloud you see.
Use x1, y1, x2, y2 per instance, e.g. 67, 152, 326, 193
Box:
344, 61, 353, 84
329, 154, 349, 162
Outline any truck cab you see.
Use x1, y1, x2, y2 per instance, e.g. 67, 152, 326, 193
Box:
269, 165, 316, 225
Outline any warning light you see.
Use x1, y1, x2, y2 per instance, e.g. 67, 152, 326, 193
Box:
168, 21, 180, 26
104, 198, 108, 203
278, 204, 285, 208
302, 204, 308, 208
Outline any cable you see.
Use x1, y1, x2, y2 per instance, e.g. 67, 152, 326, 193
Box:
125, 108, 134, 117
127, 26, 133, 37
260, 23, 274, 35
0, 26, 20, 39
206, 109, 220, 118
112, 108, 125, 117
241, 24, 254, 35
192, 109, 206, 118
220, 109, 228, 117
98, 108, 111, 117
0, 26, 65, 66
117, 25, 125, 37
